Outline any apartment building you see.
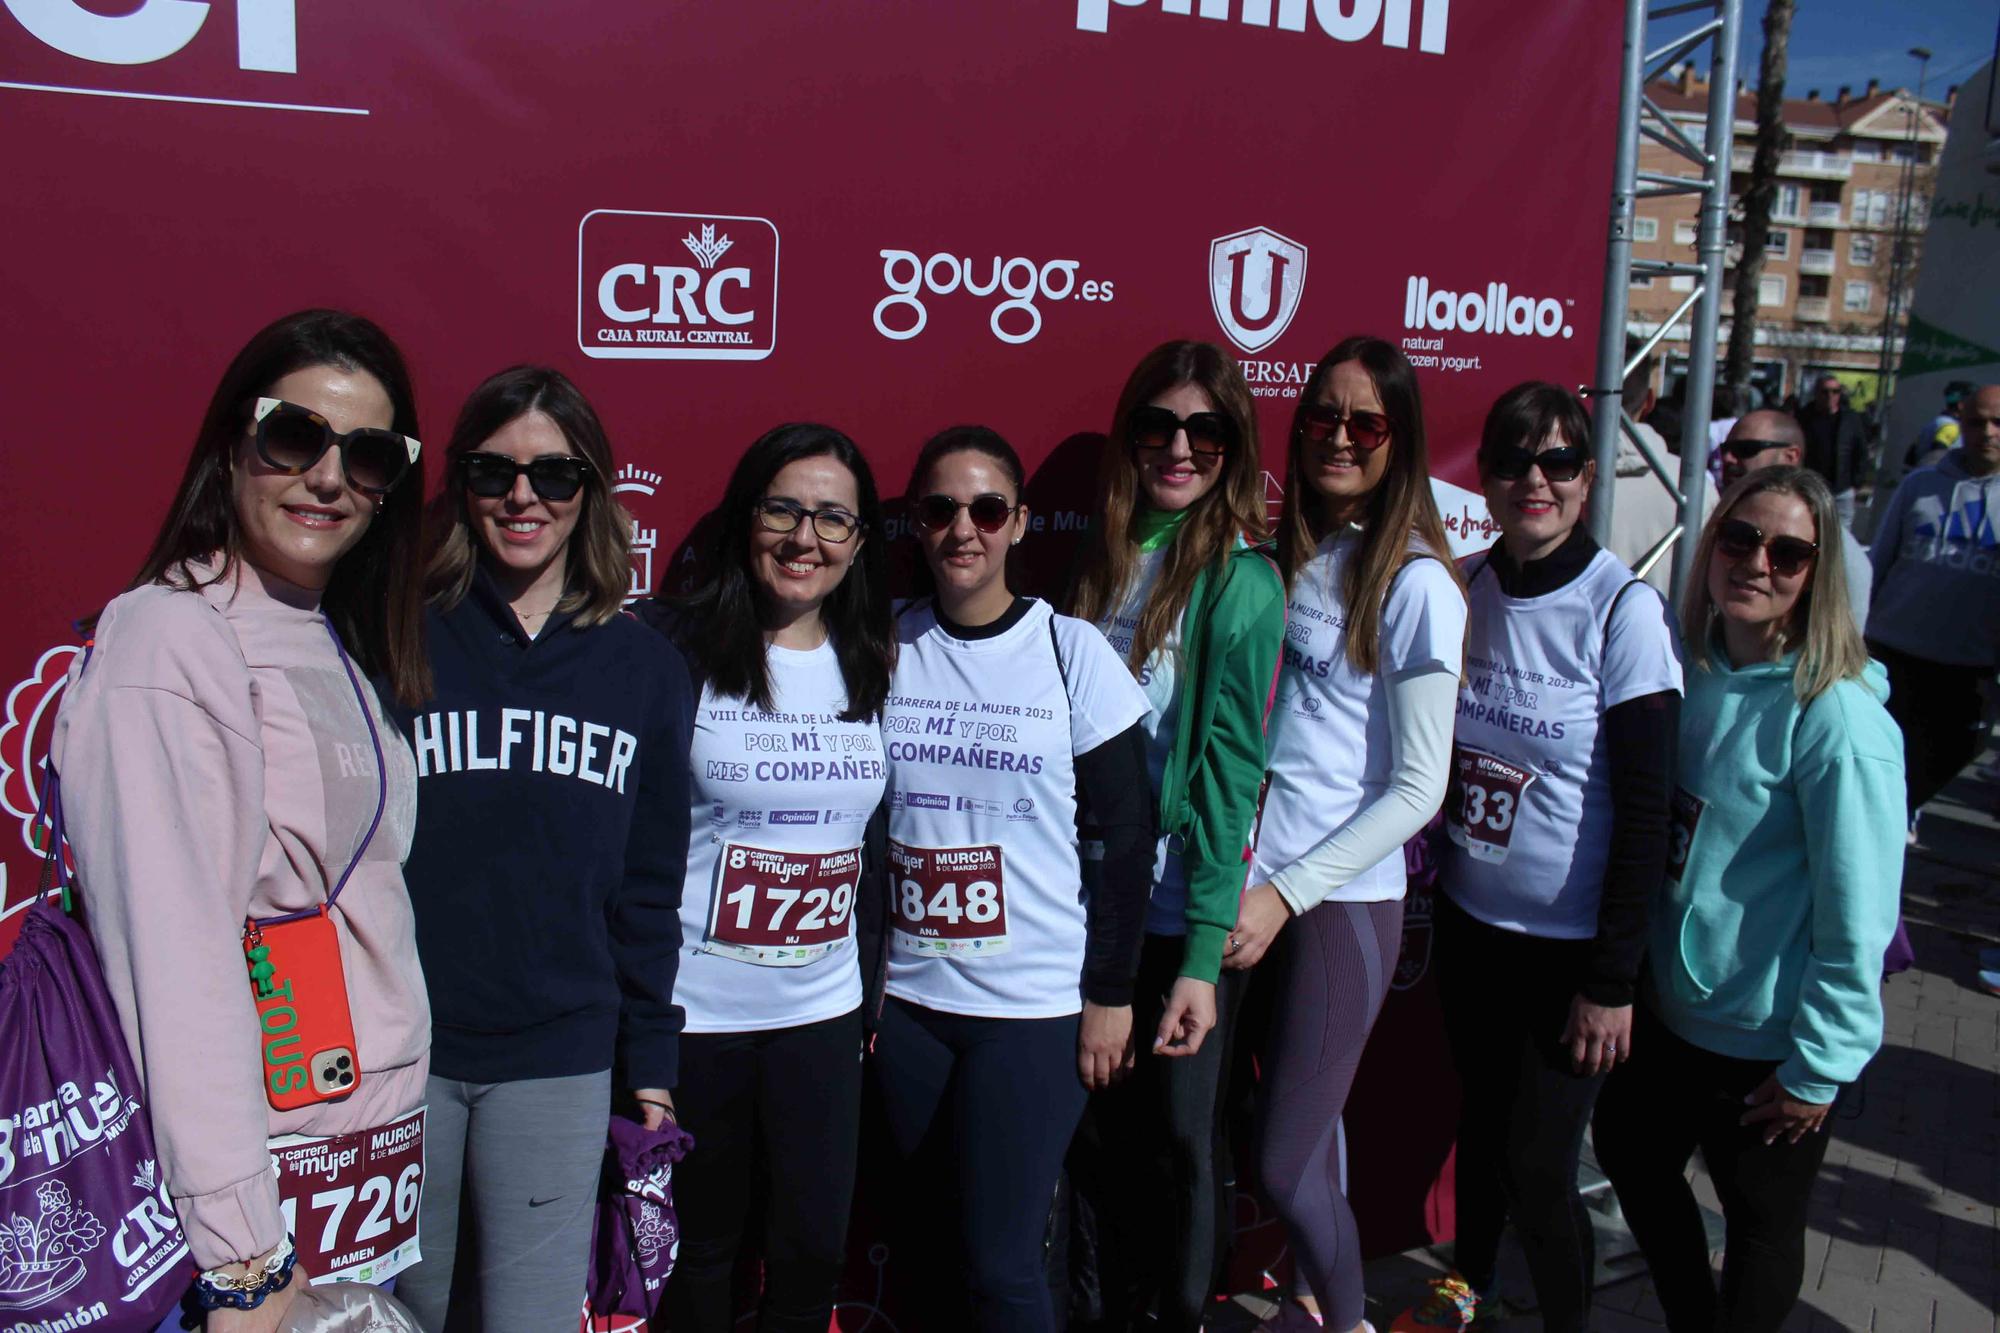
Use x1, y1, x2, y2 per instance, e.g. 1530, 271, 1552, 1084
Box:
1628, 64, 1950, 409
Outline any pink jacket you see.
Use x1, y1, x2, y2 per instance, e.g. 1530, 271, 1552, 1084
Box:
51, 560, 428, 1270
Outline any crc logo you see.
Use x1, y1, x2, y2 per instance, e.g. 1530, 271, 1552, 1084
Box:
1077, 0, 1448, 55
579, 211, 779, 362
1210, 227, 1307, 355
1404, 276, 1574, 340
3, 0, 297, 69
872, 250, 1114, 346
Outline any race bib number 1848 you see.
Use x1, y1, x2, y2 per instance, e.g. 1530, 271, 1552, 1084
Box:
1445, 744, 1536, 864
889, 841, 1008, 956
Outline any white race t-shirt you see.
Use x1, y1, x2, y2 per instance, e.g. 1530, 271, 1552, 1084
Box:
884, 599, 1150, 1018
1092, 548, 1188, 933
1251, 533, 1465, 903
676, 642, 886, 1033
1443, 548, 1683, 937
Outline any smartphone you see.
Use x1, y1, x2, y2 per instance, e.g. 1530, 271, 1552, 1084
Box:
243, 908, 362, 1111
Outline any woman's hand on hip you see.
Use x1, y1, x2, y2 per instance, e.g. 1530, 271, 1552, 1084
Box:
1740, 1073, 1831, 1145
1154, 976, 1217, 1057
1221, 883, 1292, 971
1078, 1002, 1135, 1091
1561, 996, 1633, 1077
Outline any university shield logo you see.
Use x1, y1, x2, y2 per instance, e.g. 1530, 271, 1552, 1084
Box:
1209, 227, 1307, 355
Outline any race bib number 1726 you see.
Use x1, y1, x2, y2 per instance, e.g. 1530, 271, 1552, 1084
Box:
270, 1106, 424, 1286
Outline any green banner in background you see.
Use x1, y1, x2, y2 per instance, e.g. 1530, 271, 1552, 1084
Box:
1899, 315, 2000, 379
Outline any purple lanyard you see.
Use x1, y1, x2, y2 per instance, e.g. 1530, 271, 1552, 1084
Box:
251, 618, 389, 928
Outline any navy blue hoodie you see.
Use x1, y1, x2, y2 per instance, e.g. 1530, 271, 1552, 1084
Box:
395, 568, 694, 1087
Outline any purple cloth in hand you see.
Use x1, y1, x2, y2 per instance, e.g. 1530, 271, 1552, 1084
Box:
584, 1114, 695, 1320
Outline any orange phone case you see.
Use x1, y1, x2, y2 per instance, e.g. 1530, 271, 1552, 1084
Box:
244, 908, 362, 1111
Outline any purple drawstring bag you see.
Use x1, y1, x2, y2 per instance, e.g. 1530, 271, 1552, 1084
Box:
583, 1115, 694, 1320
0, 900, 189, 1329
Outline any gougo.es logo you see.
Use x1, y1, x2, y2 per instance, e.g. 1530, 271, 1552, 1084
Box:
872, 250, 1114, 345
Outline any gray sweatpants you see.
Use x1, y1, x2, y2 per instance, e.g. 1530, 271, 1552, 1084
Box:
398, 1070, 609, 1333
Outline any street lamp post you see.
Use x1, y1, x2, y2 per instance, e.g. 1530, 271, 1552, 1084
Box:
1875, 46, 1932, 435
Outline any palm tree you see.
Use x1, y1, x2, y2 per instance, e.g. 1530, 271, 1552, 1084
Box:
1726, 0, 1795, 394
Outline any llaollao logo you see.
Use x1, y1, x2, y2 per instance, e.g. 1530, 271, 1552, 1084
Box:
1209, 227, 1307, 356
1, 643, 80, 922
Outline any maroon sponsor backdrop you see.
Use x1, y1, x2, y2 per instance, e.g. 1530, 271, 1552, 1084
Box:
1, 0, 1619, 1299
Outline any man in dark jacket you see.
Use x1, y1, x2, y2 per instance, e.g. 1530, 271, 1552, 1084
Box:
1795, 373, 1872, 530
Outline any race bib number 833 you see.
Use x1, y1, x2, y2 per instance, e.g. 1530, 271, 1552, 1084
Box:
1445, 744, 1536, 864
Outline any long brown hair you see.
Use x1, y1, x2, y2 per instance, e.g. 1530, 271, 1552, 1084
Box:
425, 366, 631, 630
127, 309, 429, 705
1277, 336, 1457, 675
1066, 340, 1266, 672
1681, 465, 1868, 703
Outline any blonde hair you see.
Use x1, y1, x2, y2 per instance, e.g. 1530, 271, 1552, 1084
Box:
1067, 341, 1268, 672
1680, 465, 1870, 702
425, 366, 630, 629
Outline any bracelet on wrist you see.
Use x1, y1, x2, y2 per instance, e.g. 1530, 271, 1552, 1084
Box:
192, 1234, 298, 1312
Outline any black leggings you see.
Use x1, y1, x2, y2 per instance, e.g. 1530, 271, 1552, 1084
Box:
1072, 933, 1251, 1333
1869, 641, 1987, 817
872, 997, 1087, 1333
666, 1008, 864, 1333
1593, 1005, 1834, 1333
1435, 892, 1605, 1333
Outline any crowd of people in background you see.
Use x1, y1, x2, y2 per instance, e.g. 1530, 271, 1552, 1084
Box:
36, 307, 2000, 1333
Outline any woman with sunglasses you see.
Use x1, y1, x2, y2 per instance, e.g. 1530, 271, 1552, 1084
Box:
874, 426, 1153, 1333
1227, 337, 1464, 1333
637, 423, 893, 1333
390, 366, 689, 1333
1594, 466, 1902, 1333
1390, 384, 1682, 1333
51, 310, 431, 1331
1063, 340, 1285, 1331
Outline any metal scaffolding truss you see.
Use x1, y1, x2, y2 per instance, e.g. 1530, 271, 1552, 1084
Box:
1586, 0, 1745, 604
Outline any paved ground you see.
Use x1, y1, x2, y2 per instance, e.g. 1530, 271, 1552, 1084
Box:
1222, 749, 2000, 1332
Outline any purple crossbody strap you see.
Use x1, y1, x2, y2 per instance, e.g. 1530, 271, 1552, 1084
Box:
250, 618, 389, 927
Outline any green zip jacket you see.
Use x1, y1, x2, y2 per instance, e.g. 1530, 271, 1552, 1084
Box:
1157, 543, 1287, 983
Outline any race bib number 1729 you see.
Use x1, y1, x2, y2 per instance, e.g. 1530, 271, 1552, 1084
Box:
705, 844, 860, 966
889, 841, 1008, 956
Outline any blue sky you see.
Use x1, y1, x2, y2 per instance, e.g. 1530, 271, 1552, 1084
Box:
1668, 1, 1996, 105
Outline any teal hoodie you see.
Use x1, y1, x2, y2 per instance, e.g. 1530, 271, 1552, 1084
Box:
1650, 644, 1904, 1103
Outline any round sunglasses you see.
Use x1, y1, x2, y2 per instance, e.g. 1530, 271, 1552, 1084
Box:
459, 452, 592, 502
912, 493, 1019, 534
252, 398, 420, 496
1295, 403, 1393, 452
1480, 441, 1589, 484
1129, 405, 1234, 458
1715, 518, 1817, 577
